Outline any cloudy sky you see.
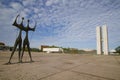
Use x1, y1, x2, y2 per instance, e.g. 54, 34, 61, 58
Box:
0, 0, 120, 50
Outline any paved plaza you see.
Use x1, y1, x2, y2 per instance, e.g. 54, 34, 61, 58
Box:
0, 51, 120, 80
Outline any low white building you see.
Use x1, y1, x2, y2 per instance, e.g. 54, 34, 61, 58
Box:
109, 49, 116, 54
43, 48, 64, 53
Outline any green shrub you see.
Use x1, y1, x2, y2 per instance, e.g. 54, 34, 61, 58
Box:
115, 46, 120, 55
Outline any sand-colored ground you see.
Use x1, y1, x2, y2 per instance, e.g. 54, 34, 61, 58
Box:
0, 51, 120, 80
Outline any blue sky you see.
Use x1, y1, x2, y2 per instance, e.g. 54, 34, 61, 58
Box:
0, 0, 120, 50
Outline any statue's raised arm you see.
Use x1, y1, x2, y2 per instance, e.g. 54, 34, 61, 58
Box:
12, 14, 20, 26
12, 14, 26, 30
33, 21, 37, 31
27, 20, 36, 31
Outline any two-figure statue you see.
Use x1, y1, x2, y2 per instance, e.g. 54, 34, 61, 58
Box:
8, 15, 36, 64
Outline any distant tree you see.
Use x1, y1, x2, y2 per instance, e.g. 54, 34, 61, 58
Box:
63, 48, 69, 53
50, 45, 59, 48
115, 46, 120, 55
78, 50, 85, 54
63, 48, 80, 54
0, 42, 5, 46
30, 48, 40, 52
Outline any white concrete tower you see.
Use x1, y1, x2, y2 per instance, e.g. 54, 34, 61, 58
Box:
96, 25, 109, 55
102, 25, 109, 55
96, 27, 102, 55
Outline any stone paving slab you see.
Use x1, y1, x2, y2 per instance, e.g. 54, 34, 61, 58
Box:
0, 51, 120, 80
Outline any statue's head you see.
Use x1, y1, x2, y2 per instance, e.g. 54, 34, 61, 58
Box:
20, 17, 24, 26
22, 17, 24, 20
28, 20, 30, 23
27, 20, 30, 27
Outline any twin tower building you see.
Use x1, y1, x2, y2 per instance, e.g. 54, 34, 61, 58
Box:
96, 25, 109, 55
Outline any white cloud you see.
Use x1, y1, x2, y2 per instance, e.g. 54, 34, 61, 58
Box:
35, 0, 120, 49
22, 0, 34, 6
0, 0, 120, 49
46, 0, 59, 6
10, 2, 23, 10
0, 2, 22, 46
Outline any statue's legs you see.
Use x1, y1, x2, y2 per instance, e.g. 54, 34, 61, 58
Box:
27, 43, 33, 62
21, 42, 25, 62
8, 40, 18, 63
18, 42, 22, 63
21, 39, 33, 62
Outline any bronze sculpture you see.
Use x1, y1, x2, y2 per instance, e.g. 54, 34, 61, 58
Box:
8, 15, 24, 63
21, 20, 36, 62
8, 14, 36, 64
